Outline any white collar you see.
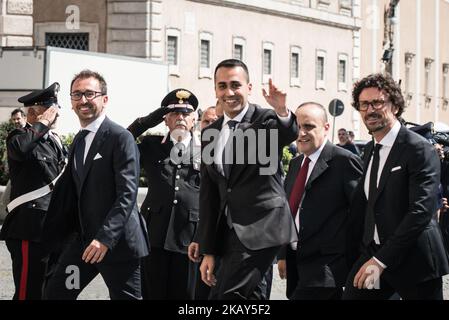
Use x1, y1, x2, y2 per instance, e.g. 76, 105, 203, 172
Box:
222, 103, 249, 128
377, 120, 400, 147
170, 133, 192, 149
81, 113, 106, 133
305, 139, 327, 163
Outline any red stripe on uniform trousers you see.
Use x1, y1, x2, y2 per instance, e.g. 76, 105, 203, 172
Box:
18, 240, 29, 300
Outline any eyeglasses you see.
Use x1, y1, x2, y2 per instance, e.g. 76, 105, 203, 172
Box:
70, 91, 105, 101
357, 99, 389, 111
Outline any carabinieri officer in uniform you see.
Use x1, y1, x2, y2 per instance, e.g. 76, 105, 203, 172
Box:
128, 89, 201, 299
0, 83, 67, 300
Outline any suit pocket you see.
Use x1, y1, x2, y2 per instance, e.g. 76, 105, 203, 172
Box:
250, 196, 285, 212
189, 209, 199, 222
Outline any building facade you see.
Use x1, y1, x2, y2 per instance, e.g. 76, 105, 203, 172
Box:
360, 0, 449, 136
1, 0, 448, 140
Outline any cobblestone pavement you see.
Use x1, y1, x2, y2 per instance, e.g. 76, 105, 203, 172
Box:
1, 239, 448, 300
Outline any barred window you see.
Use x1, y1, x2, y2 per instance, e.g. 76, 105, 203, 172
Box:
263, 49, 272, 75
443, 64, 449, 99
167, 36, 178, 65
200, 40, 210, 68
233, 44, 243, 61
338, 59, 346, 83
291, 52, 299, 79
45, 33, 89, 51
316, 56, 324, 81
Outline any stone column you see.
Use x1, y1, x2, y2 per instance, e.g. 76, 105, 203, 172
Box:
107, 0, 163, 60
0, 0, 33, 46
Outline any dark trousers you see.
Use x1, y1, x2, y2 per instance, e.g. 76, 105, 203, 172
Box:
193, 256, 220, 300
6, 239, 48, 300
193, 256, 273, 300
209, 228, 280, 300
292, 287, 343, 300
142, 247, 196, 300
43, 237, 142, 300
343, 252, 443, 300
285, 246, 343, 300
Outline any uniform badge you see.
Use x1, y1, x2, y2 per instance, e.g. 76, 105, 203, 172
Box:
176, 90, 191, 104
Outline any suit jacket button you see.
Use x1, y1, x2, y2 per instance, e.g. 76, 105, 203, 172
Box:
227, 188, 231, 192
32, 203, 36, 208
176, 175, 180, 179
177, 165, 181, 169
173, 199, 178, 204
175, 186, 179, 191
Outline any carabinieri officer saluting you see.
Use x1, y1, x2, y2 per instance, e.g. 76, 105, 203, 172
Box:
0, 83, 67, 300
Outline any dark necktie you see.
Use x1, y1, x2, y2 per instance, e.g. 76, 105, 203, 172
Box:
222, 120, 238, 178
171, 142, 185, 164
288, 157, 311, 218
74, 130, 90, 180
363, 143, 382, 245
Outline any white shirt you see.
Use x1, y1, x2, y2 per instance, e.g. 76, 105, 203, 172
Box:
169, 134, 192, 149
78, 113, 106, 164
214, 103, 292, 175
214, 104, 249, 175
363, 120, 401, 268
291, 139, 327, 250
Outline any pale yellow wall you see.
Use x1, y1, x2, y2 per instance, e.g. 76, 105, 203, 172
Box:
162, 0, 356, 142
358, 0, 449, 139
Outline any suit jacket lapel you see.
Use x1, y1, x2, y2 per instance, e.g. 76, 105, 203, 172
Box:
373, 126, 406, 203
228, 104, 256, 185
80, 117, 110, 185
203, 117, 223, 176
285, 155, 302, 196
305, 141, 332, 189
360, 140, 374, 198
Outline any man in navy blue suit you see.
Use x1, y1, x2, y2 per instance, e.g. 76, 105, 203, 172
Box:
42, 70, 149, 300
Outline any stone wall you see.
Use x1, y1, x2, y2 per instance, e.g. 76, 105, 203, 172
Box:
106, 0, 163, 59
0, 0, 33, 46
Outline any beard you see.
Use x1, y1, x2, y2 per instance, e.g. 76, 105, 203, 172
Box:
365, 113, 387, 134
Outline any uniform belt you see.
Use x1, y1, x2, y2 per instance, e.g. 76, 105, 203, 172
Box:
6, 163, 66, 214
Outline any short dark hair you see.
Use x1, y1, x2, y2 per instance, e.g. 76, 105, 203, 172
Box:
70, 69, 107, 95
295, 101, 328, 123
214, 59, 250, 83
338, 128, 347, 133
352, 73, 405, 117
11, 108, 25, 117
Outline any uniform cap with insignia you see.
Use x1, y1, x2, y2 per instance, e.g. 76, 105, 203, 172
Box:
161, 88, 198, 114
18, 82, 61, 108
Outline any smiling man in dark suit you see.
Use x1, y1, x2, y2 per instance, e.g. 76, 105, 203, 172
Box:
343, 73, 449, 300
278, 102, 363, 300
197, 59, 298, 300
42, 70, 149, 300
